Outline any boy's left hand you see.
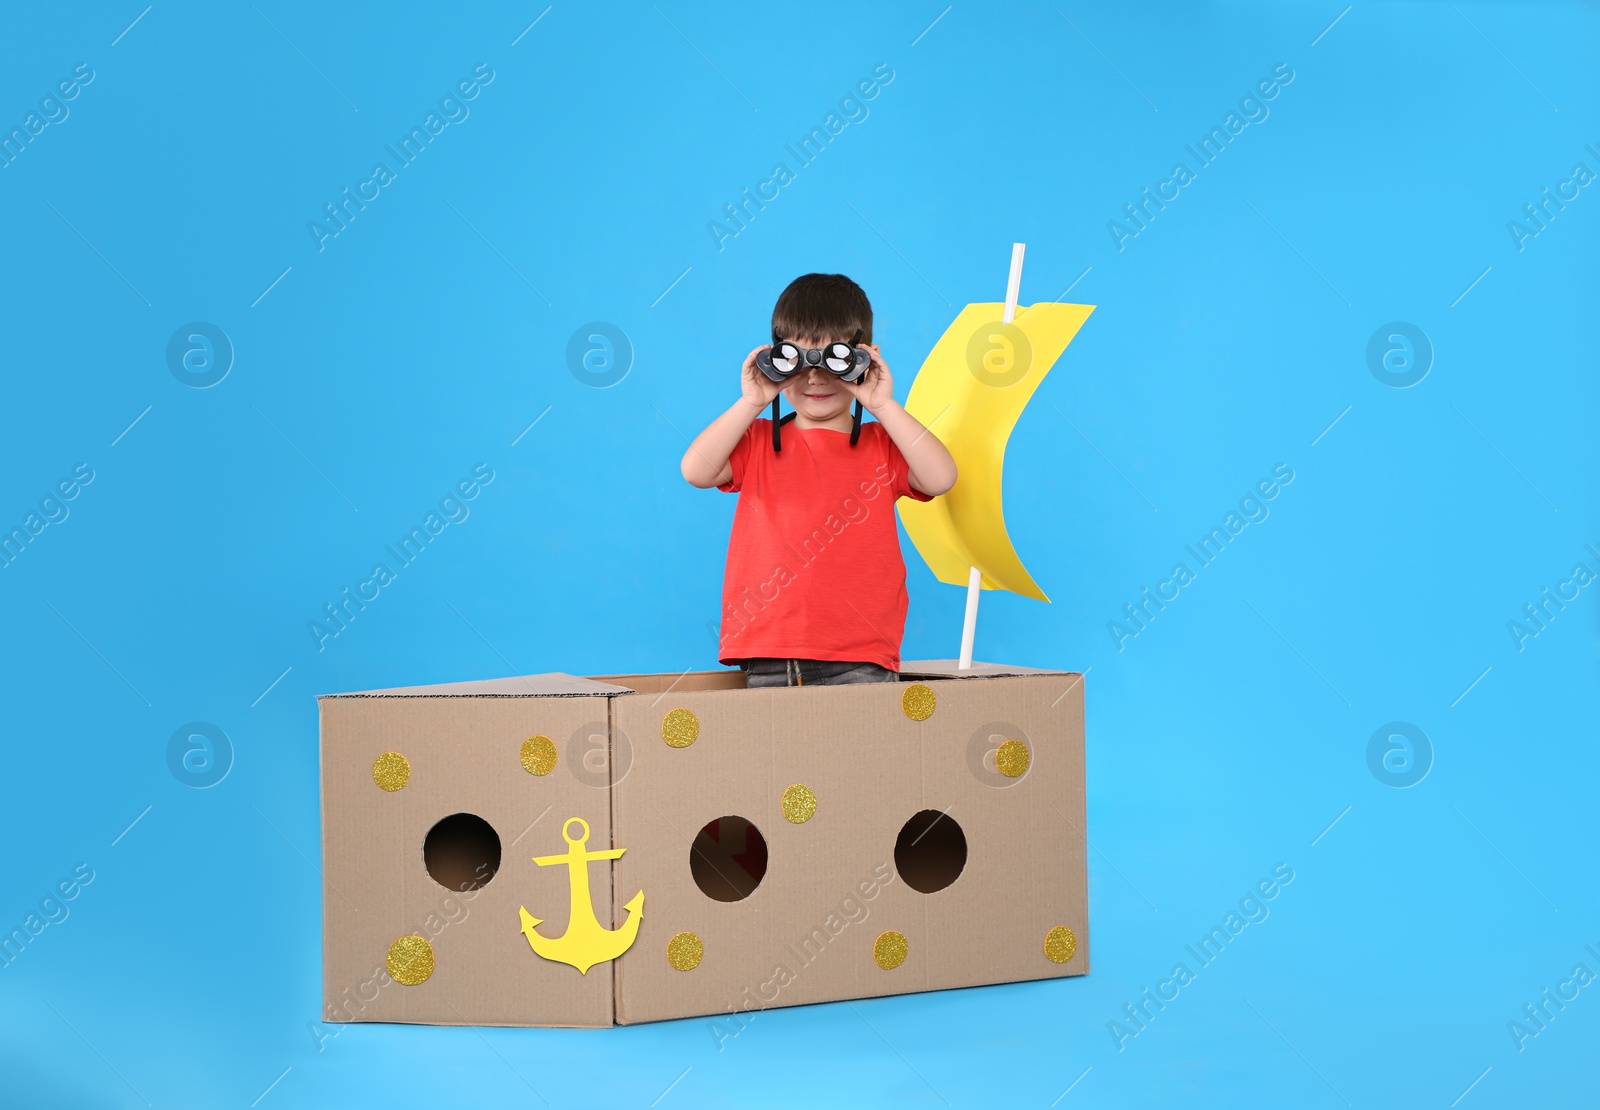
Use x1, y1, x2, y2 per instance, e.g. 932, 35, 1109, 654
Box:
841, 344, 897, 414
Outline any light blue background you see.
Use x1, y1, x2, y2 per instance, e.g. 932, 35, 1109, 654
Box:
2, 1, 1596, 1106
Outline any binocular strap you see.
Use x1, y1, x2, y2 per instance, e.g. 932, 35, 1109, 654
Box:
770, 396, 863, 452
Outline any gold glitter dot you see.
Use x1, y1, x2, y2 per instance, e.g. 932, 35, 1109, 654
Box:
873, 930, 908, 970
666, 931, 703, 971
519, 735, 557, 776
372, 751, 410, 791
662, 708, 699, 748
996, 738, 1031, 778
1044, 926, 1077, 964
386, 935, 435, 985
901, 683, 936, 722
781, 784, 817, 824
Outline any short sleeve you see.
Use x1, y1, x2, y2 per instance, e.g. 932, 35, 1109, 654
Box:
881, 423, 934, 503
716, 418, 763, 493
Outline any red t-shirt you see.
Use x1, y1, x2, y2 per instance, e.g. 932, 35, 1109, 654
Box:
717, 418, 932, 671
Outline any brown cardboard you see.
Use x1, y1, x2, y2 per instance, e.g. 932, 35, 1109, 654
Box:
318, 690, 617, 1027
609, 670, 1087, 1023
317, 661, 1088, 1027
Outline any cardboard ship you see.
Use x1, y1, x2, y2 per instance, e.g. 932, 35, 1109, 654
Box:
318, 660, 1086, 1026
317, 248, 1097, 1026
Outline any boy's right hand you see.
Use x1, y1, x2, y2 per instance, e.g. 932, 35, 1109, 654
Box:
741, 346, 783, 410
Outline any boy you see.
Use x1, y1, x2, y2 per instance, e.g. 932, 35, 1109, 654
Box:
681, 273, 957, 688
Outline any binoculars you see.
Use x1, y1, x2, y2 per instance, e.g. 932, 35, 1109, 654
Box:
755, 339, 871, 384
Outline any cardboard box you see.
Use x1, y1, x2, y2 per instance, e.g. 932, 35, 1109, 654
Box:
318, 661, 1087, 1027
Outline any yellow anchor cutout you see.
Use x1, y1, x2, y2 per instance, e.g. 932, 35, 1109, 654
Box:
518, 817, 644, 974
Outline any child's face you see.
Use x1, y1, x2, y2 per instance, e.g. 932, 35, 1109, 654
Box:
778, 334, 856, 423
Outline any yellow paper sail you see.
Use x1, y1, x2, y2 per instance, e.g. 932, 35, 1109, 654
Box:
897, 301, 1095, 602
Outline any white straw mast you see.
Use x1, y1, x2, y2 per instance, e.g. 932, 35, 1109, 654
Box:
957, 243, 1028, 667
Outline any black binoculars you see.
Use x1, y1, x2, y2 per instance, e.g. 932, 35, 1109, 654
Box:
755, 339, 871, 384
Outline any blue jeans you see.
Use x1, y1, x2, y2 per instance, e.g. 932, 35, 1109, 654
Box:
740, 658, 897, 688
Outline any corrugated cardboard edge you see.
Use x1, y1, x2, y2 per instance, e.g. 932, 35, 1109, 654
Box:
315, 662, 1076, 699
898, 659, 1075, 679
316, 672, 632, 698
609, 694, 624, 1025
317, 696, 332, 1029
327, 1017, 609, 1029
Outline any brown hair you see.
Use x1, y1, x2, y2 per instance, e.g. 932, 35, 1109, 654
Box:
770, 273, 873, 345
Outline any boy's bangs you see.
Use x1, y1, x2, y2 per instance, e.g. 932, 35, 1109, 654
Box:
772, 273, 873, 345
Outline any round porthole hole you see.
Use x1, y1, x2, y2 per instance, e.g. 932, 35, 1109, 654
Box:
894, 809, 967, 894
689, 815, 768, 902
423, 812, 502, 892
